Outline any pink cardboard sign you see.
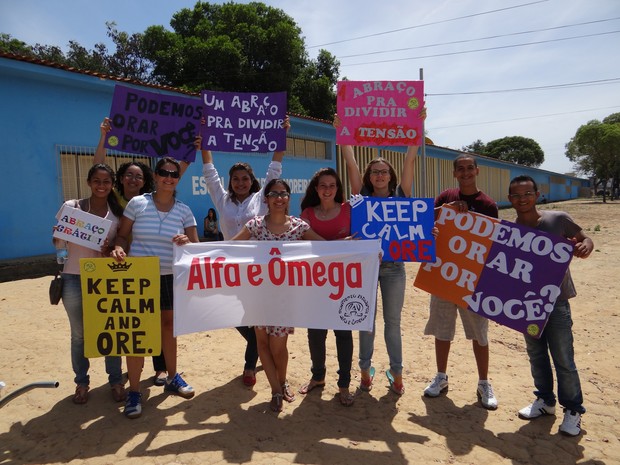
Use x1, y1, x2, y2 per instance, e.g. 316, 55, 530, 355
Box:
336, 80, 424, 146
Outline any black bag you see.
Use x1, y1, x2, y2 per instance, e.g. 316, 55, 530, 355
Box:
49, 271, 63, 305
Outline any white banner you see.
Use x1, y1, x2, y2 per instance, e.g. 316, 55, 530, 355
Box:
53, 205, 113, 251
172, 240, 382, 336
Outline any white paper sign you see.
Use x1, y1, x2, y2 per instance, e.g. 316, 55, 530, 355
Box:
172, 240, 382, 336
53, 205, 113, 251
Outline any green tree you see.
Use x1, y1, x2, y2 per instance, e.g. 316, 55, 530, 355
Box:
0, 33, 33, 55
566, 117, 620, 202
461, 139, 486, 154
290, 49, 340, 119
485, 136, 544, 167
141, 1, 336, 118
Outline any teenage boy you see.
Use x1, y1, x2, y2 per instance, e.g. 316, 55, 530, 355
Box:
423, 154, 498, 409
508, 175, 593, 437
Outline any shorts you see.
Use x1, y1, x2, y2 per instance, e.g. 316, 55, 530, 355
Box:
424, 295, 488, 345
255, 326, 294, 337
160, 274, 174, 311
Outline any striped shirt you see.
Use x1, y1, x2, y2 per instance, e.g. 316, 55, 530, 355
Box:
124, 193, 196, 275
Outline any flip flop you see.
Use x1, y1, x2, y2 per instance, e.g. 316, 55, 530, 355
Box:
282, 382, 296, 402
298, 379, 325, 395
386, 370, 405, 395
359, 367, 375, 392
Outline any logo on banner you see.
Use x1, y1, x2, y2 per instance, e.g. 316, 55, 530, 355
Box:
339, 294, 371, 326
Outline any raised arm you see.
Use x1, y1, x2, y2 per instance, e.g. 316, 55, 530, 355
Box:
195, 135, 214, 164
334, 114, 362, 195
93, 117, 111, 165
400, 107, 427, 197
399, 145, 418, 197
272, 115, 290, 163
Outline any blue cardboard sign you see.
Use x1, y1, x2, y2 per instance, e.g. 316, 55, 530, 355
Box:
350, 195, 436, 262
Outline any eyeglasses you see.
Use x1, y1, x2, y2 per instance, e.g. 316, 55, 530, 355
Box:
370, 169, 389, 176
124, 173, 144, 181
266, 191, 290, 199
156, 168, 180, 179
509, 192, 536, 200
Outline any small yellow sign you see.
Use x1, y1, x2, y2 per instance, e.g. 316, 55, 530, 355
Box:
80, 257, 161, 357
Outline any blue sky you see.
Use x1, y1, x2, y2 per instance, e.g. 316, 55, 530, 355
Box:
1, 0, 619, 174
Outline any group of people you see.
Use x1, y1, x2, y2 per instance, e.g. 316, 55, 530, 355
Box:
53, 115, 593, 437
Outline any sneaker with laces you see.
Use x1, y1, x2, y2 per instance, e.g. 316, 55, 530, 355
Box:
559, 409, 582, 436
424, 374, 448, 397
477, 381, 498, 410
124, 391, 142, 419
164, 373, 195, 399
518, 398, 556, 419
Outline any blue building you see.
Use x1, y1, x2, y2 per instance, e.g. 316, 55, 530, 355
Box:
0, 53, 589, 263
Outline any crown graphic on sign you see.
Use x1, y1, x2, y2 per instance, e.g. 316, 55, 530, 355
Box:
107, 262, 132, 272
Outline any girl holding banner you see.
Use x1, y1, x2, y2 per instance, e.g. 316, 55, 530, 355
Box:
297, 167, 355, 406
194, 117, 289, 389
336, 113, 422, 396
232, 178, 324, 412
111, 157, 199, 419
95, 117, 168, 387
54, 164, 126, 405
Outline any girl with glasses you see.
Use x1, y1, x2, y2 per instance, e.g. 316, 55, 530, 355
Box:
334, 109, 424, 397
111, 157, 199, 419
232, 179, 324, 412
194, 117, 290, 389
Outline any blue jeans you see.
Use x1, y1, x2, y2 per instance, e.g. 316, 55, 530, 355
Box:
524, 300, 584, 414
62, 273, 123, 387
359, 261, 405, 375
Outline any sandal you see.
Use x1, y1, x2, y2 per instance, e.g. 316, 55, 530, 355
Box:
111, 383, 127, 402
72, 385, 89, 405
386, 369, 405, 395
282, 381, 296, 402
359, 367, 375, 392
298, 379, 325, 395
339, 389, 355, 407
270, 393, 283, 412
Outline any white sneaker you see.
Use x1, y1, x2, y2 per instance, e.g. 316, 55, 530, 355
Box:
559, 409, 582, 436
424, 374, 448, 397
518, 398, 556, 419
477, 381, 498, 410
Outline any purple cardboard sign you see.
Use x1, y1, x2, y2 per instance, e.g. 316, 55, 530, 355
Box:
200, 90, 287, 152
105, 85, 202, 162
415, 206, 574, 338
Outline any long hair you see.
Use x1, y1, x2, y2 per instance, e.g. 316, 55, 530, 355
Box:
115, 161, 155, 197
228, 162, 260, 202
207, 207, 217, 221
362, 158, 398, 195
300, 167, 344, 211
88, 163, 123, 218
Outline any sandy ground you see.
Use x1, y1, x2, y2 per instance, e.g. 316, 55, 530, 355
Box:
1, 198, 618, 465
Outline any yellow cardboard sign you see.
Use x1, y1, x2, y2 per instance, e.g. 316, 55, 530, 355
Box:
80, 257, 161, 357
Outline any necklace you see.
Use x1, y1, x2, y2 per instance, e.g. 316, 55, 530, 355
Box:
316, 204, 338, 219
86, 199, 109, 218
152, 192, 175, 234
